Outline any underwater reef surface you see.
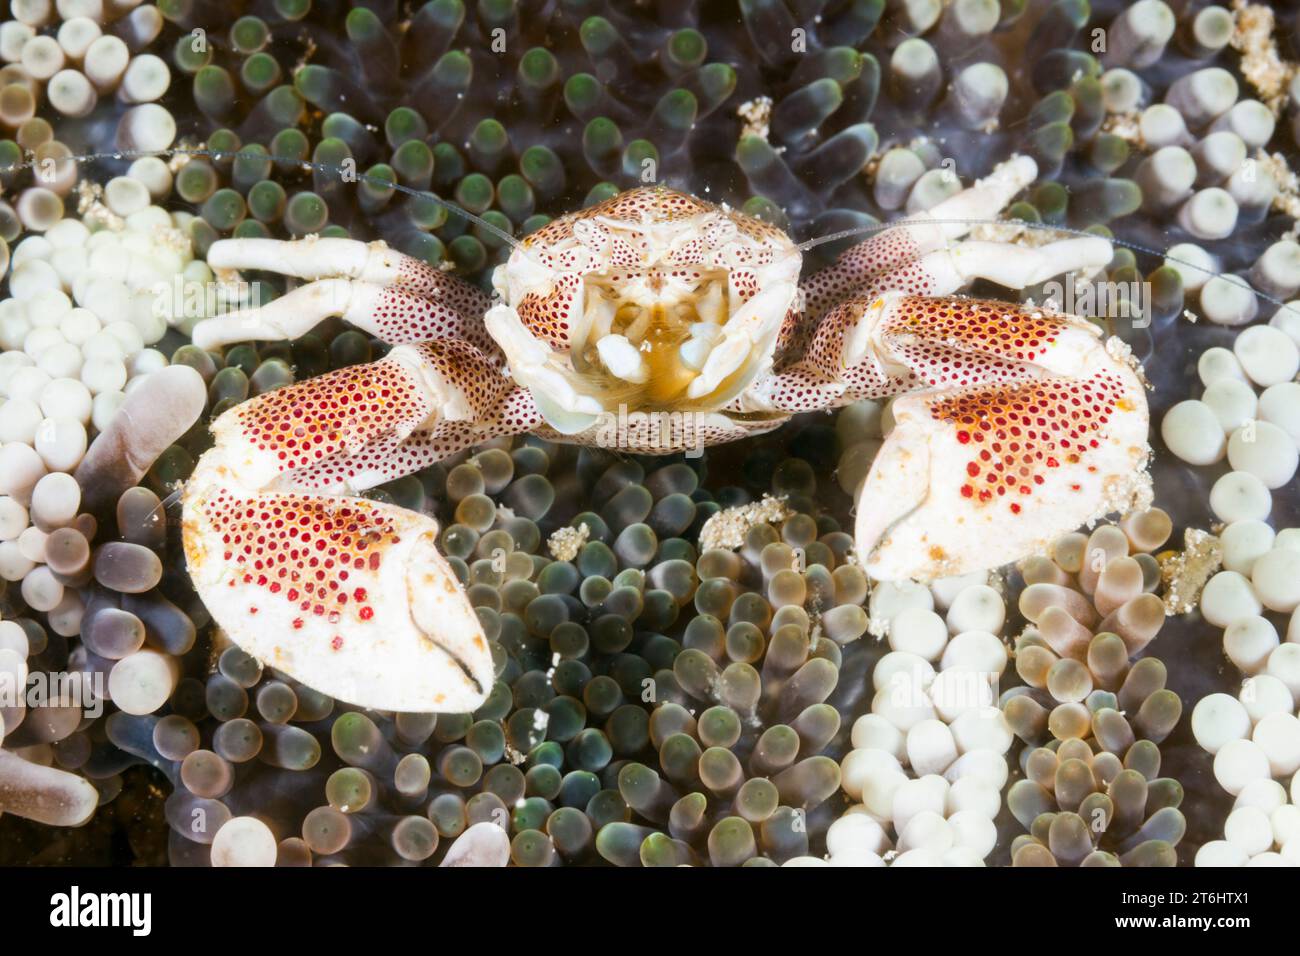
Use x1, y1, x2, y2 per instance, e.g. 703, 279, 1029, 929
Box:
0, 0, 1299, 866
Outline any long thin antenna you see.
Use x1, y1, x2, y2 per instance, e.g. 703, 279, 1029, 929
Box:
5, 148, 1294, 318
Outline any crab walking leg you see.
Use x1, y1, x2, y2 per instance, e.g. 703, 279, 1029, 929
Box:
207, 237, 492, 309
797, 154, 1040, 323
912, 237, 1113, 295
761, 234, 1114, 410
191, 278, 501, 358
833, 295, 1150, 581
195, 237, 496, 354
181, 340, 518, 712
801, 238, 1115, 380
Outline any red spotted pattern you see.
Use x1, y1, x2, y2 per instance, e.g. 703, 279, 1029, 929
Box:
199, 186, 1132, 478
230, 339, 520, 491
876, 295, 1063, 396
931, 372, 1126, 512
776, 291, 1072, 414
392, 258, 492, 320
800, 230, 921, 324
730, 268, 760, 305
524, 187, 786, 255
239, 360, 432, 473
514, 187, 790, 350
573, 221, 647, 267
782, 260, 936, 372
204, 490, 395, 623
884, 296, 1060, 367
516, 274, 581, 348
370, 287, 500, 359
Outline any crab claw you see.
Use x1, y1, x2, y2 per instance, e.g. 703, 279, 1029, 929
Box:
180, 345, 500, 713
183, 486, 492, 712
852, 296, 1150, 581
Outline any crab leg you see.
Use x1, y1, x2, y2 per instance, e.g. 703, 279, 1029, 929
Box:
182, 340, 525, 712
766, 293, 1150, 581
797, 154, 1040, 325
207, 237, 491, 308
906, 237, 1112, 296
805, 237, 1114, 388
761, 230, 1114, 413
193, 237, 497, 356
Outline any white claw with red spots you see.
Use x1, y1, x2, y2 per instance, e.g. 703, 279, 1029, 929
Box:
183, 487, 492, 713
182, 344, 502, 713
849, 295, 1151, 582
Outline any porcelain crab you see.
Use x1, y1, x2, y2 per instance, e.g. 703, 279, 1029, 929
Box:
181, 154, 1150, 713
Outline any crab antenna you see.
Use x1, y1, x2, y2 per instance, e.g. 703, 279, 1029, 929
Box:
786, 215, 1300, 320
5, 147, 1294, 321
132, 487, 185, 529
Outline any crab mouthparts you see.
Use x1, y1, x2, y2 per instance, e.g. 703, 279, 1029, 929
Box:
575, 269, 733, 409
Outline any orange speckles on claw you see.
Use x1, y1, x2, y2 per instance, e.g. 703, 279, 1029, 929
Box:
896, 295, 1059, 354
239, 360, 431, 472
224, 339, 522, 491
883, 295, 1062, 390
205, 491, 394, 625
785, 289, 1071, 413
936, 372, 1125, 511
